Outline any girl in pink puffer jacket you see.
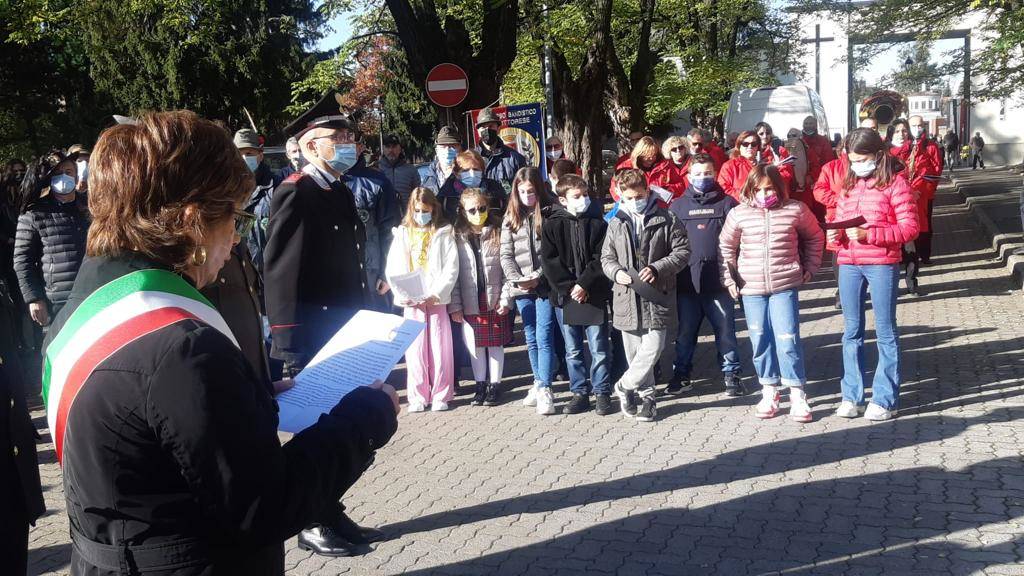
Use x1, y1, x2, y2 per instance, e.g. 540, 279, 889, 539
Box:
719, 164, 824, 422
828, 128, 918, 422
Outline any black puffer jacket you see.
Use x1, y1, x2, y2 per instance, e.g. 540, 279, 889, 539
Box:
13, 194, 90, 316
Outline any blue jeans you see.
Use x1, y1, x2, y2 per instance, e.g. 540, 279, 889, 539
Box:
515, 296, 557, 387
741, 290, 806, 387
839, 264, 901, 410
554, 307, 611, 395
673, 291, 741, 379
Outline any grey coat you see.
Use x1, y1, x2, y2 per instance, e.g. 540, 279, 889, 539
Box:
449, 226, 510, 315
601, 205, 689, 332
499, 210, 548, 299
378, 155, 421, 208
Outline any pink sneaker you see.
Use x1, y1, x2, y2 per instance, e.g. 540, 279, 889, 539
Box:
755, 387, 781, 419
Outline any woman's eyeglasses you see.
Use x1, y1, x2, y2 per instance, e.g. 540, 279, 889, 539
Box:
739, 141, 758, 148
464, 207, 486, 215
234, 209, 257, 237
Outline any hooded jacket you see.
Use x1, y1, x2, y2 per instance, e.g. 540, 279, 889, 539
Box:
668, 182, 738, 294
601, 202, 689, 331
540, 202, 610, 308
476, 142, 527, 189
890, 138, 941, 233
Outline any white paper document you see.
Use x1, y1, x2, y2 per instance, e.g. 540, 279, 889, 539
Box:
388, 270, 428, 303
276, 310, 424, 433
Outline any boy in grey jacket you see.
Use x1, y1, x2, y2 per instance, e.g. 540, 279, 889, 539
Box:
601, 169, 690, 422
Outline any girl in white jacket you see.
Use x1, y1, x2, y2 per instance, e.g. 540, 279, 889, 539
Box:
386, 187, 460, 412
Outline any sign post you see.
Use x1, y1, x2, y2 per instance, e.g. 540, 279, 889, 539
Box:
426, 64, 469, 109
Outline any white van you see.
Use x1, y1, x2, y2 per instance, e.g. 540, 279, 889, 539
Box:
724, 85, 830, 140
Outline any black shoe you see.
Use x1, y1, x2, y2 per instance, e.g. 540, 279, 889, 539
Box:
483, 383, 501, 406
636, 397, 657, 422
615, 383, 638, 417
297, 525, 364, 557
724, 372, 747, 397
595, 393, 614, 416
470, 382, 487, 406
331, 511, 386, 545
562, 393, 591, 414
665, 375, 692, 396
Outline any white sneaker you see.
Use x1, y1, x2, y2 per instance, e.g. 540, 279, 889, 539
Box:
407, 402, 427, 413
431, 401, 450, 412
755, 386, 780, 419
864, 402, 897, 421
789, 388, 812, 423
835, 401, 863, 418
523, 382, 540, 407
536, 387, 556, 415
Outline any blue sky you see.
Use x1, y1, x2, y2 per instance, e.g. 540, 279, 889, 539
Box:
316, 10, 356, 52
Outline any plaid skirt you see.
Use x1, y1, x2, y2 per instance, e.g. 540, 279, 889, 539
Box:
464, 291, 512, 347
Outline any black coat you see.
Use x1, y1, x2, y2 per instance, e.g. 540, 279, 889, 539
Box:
1, 357, 44, 527
13, 193, 90, 316
44, 254, 397, 576
667, 184, 737, 294
539, 204, 611, 308
200, 243, 271, 393
438, 176, 508, 224
264, 168, 368, 369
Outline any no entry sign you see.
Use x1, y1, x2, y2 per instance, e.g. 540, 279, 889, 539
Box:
426, 63, 469, 108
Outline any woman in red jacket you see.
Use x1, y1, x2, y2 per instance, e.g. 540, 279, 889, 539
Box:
653, 135, 691, 202
608, 136, 671, 203
888, 118, 940, 295
829, 128, 919, 422
812, 148, 849, 308
717, 131, 760, 201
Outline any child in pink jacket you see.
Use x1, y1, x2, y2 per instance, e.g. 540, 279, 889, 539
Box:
719, 165, 824, 422
829, 128, 919, 422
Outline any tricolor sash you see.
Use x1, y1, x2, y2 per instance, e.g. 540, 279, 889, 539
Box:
43, 269, 238, 464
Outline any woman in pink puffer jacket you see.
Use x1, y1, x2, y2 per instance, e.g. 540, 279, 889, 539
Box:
828, 128, 918, 422
719, 165, 824, 423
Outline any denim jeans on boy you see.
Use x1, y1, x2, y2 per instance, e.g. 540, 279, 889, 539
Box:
554, 307, 611, 395
740, 290, 806, 387
515, 295, 557, 388
673, 291, 741, 379
838, 264, 901, 410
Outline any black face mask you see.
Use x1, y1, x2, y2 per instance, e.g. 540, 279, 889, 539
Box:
478, 127, 500, 147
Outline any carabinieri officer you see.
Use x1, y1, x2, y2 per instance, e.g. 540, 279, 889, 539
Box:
264, 91, 385, 558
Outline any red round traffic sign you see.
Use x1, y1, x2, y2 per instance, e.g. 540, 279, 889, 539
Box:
425, 64, 469, 108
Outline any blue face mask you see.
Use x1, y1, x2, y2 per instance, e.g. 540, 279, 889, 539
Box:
50, 174, 76, 196
323, 143, 358, 173
691, 175, 716, 194
243, 155, 259, 173
625, 196, 650, 214
459, 170, 483, 187
413, 211, 432, 226
437, 146, 458, 166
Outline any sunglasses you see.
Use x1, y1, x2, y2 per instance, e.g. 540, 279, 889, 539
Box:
464, 206, 486, 215
669, 146, 687, 153
740, 141, 758, 148
234, 209, 257, 237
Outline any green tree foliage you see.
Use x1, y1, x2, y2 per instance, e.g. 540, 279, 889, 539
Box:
886, 42, 944, 94
794, 0, 1024, 101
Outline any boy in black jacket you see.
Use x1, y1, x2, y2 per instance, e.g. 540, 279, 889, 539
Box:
540, 174, 614, 415
667, 154, 746, 397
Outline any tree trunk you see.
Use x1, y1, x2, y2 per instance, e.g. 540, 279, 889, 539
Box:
608, 0, 658, 153
548, 0, 615, 196
384, 0, 518, 142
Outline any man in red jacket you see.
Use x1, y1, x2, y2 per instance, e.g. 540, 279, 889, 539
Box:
689, 128, 727, 170
802, 116, 836, 183
907, 115, 943, 268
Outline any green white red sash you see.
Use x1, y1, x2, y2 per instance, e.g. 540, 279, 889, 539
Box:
43, 269, 238, 464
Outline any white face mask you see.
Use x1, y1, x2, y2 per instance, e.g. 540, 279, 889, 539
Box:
891, 135, 905, 147
566, 195, 591, 215
910, 126, 924, 139
50, 174, 76, 196
518, 189, 537, 207
548, 149, 563, 160
624, 196, 650, 214
75, 160, 89, 184
850, 159, 877, 178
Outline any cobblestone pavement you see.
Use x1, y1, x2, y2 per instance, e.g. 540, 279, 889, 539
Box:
27, 184, 1024, 575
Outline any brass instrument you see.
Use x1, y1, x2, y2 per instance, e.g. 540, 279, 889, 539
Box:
858, 90, 905, 133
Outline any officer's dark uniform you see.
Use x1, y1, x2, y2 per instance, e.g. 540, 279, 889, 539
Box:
263, 91, 384, 556
264, 94, 368, 374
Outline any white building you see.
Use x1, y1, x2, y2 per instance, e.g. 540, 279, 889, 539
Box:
790, 6, 1023, 165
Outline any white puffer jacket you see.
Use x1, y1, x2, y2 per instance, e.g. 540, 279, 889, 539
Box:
385, 224, 460, 305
